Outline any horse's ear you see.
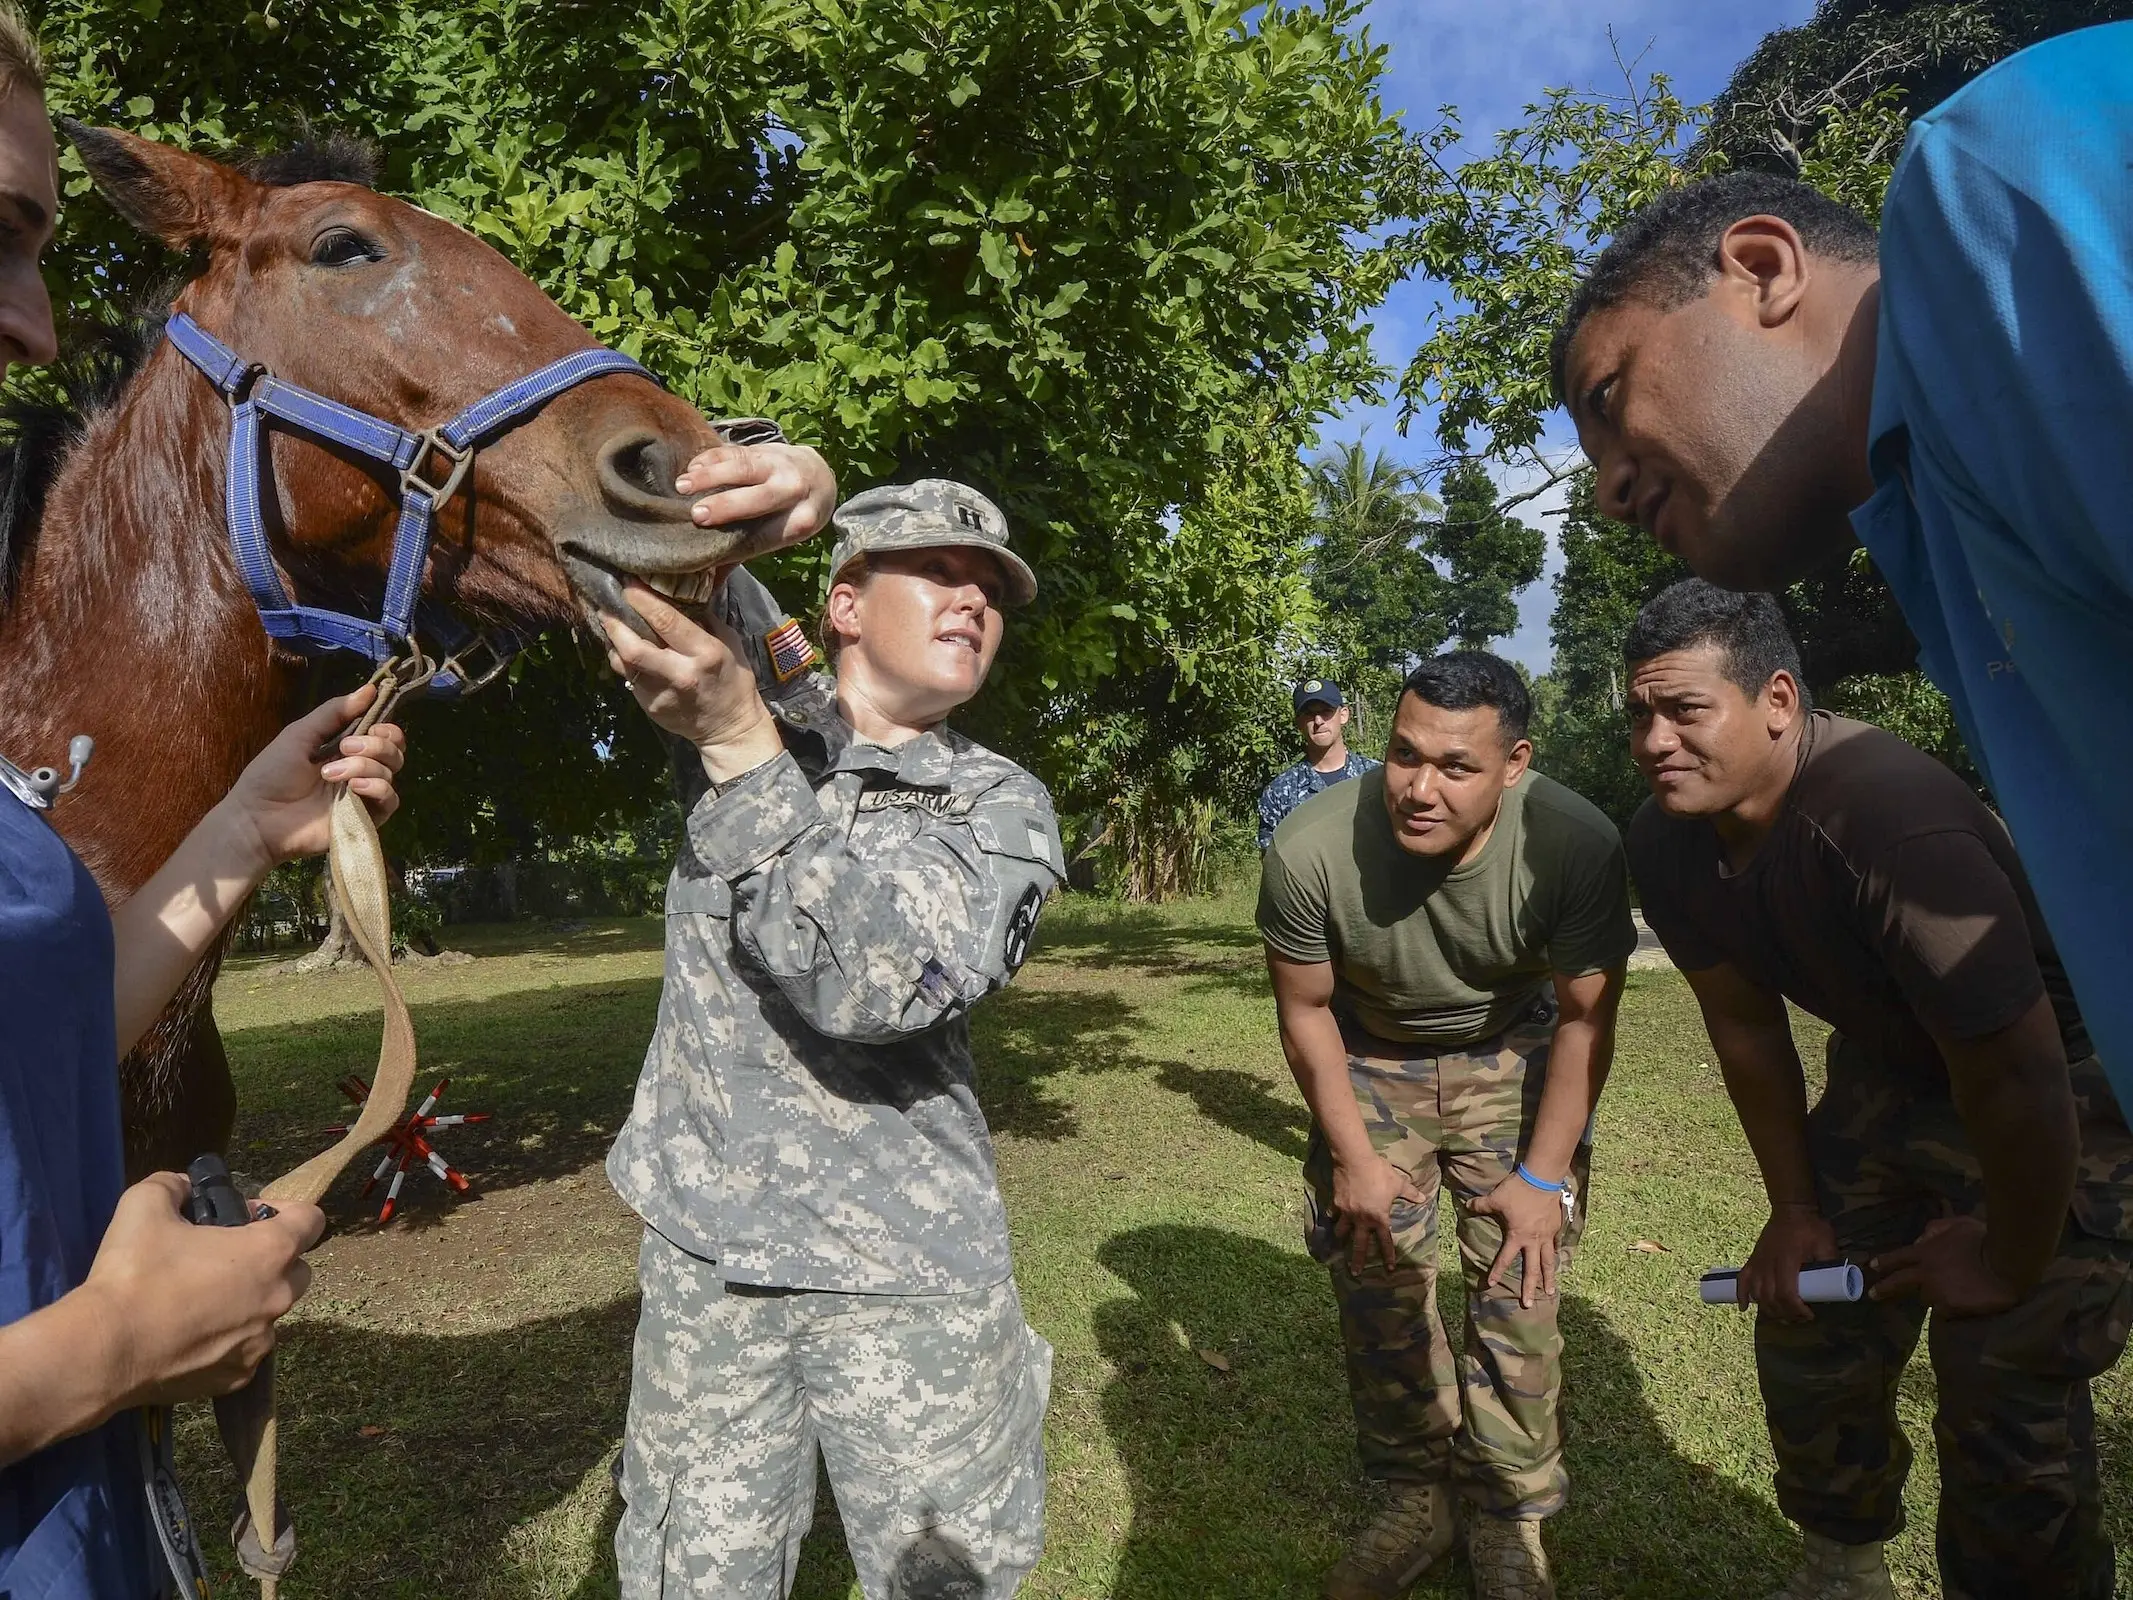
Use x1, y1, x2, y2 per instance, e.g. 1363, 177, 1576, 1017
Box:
59, 121, 251, 250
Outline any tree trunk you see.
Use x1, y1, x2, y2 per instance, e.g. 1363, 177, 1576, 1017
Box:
291, 864, 370, 972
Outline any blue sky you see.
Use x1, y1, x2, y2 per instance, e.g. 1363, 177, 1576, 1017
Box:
1329, 0, 1818, 669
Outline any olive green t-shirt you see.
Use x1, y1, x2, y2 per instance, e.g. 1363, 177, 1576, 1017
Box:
1257, 768, 1636, 1046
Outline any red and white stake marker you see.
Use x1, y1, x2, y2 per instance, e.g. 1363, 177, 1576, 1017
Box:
322, 1074, 491, 1224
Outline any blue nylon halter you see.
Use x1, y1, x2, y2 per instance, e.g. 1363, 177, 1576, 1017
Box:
164, 311, 659, 697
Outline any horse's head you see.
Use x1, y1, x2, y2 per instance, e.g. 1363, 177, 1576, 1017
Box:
64, 124, 776, 639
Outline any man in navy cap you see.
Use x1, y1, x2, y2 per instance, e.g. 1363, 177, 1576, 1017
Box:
1258, 679, 1380, 849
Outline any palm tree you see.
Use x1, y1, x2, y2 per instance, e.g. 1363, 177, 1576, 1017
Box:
1309, 442, 1440, 571
1307, 443, 1445, 678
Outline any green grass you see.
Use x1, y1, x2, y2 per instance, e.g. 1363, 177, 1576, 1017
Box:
180, 893, 2133, 1598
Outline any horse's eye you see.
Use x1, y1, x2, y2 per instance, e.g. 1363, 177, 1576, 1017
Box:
311, 227, 378, 266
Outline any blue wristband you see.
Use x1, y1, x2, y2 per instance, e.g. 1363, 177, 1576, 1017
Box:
1514, 1163, 1565, 1194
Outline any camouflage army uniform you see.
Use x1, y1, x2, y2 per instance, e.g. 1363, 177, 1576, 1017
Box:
1303, 992, 1590, 1517
1758, 1035, 2133, 1600
608, 561, 1063, 1599
1256, 752, 1379, 850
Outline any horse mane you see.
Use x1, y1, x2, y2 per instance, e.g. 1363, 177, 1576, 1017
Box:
238, 130, 379, 191
0, 131, 383, 605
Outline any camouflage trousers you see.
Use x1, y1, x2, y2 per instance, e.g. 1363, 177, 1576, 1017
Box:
615, 1229, 1052, 1599
1758, 1037, 2133, 1600
1304, 994, 1588, 1519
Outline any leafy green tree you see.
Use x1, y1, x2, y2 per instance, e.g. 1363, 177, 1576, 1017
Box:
1387, 62, 1718, 462
1429, 458, 1544, 648
1039, 436, 1326, 898
1706, 0, 2133, 175
1526, 474, 1679, 824
27, 0, 1408, 886
1301, 449, 1539, 714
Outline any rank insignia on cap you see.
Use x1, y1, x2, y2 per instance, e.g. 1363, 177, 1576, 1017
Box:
764, 617, 820, 683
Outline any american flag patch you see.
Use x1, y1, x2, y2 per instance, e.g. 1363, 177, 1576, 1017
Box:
764, 617, 820, 683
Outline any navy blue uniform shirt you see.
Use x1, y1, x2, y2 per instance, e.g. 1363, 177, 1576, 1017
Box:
0, 789, 157, 1598
1257, 752, 1379, 851
1860, 21, 2133, 1113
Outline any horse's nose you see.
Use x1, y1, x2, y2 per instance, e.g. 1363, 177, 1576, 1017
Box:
595, 429, 695, 521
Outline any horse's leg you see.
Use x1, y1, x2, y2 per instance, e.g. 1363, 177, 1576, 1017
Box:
121, 947, 237, 1180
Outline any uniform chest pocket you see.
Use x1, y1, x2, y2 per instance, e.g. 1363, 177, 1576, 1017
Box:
664, 873, 732, 918
849, 803, 927, 852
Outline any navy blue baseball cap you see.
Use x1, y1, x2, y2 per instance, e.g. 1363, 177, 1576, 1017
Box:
1293, 678, 1345, 712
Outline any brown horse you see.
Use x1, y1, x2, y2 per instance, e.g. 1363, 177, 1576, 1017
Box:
0, 126, 763, 1177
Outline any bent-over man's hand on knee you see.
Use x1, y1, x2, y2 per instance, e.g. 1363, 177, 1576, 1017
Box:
1332, 1150, 1426, 1278
1471, 1169, 1566, 1309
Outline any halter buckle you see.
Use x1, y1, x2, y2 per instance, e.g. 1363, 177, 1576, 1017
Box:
401, 430, 472, 507
437, 631, 514, 696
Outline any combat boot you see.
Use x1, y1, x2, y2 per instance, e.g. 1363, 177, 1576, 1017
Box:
1321, 1482, 1459, 1599
1466, 1514, 1554, 1600
1766, 1533, 1897, 1600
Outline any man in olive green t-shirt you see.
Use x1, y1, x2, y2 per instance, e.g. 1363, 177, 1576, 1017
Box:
1259, 652, 1635, 1600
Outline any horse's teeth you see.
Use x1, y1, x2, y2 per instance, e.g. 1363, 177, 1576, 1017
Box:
638, 569, 717, 603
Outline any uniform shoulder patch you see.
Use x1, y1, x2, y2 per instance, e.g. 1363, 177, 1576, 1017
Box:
1003, 882, 1044, 973
764, 616, 820, 683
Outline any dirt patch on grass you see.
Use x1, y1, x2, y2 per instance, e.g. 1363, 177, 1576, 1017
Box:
302, 1161, 642, 1330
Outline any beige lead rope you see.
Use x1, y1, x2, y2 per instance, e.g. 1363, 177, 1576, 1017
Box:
215, 658, 431, 1599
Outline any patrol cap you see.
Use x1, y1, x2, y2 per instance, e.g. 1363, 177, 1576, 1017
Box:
1293, 678, 1346, 712
825, 479, 1038, 606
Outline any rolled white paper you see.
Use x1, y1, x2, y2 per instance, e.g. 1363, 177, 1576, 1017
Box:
1699, 1263, 1864, 1305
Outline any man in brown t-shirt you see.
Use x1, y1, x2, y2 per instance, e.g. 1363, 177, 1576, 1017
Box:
1621, 580, 2133, 1600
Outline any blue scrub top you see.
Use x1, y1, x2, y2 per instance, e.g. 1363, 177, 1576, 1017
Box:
1857, 21, 2133, 1114
0, 789, 158, 1598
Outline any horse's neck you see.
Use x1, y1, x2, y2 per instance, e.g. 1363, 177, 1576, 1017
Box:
0, 352, 294, 899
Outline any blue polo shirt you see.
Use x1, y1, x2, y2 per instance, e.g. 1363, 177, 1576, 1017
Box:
1857, 21, 2133, 1114
0, 789, 157, 1597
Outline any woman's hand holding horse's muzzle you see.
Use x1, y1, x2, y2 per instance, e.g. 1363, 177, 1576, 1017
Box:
601, 577, 784, 784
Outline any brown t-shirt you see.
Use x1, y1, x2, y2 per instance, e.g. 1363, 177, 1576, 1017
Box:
1627, 713, 2086, 1084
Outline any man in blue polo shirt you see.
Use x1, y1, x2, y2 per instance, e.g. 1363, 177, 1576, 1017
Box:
1549, 21, 2133, 1119
1258, 678, 1380, 850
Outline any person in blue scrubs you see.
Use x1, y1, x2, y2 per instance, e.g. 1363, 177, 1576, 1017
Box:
0, 691, 403, 1596
0, 10, 396, 1594
1548, 25, 2133, 1131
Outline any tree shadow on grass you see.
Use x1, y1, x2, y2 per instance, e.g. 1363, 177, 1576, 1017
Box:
228, 942, 1184, 1223
169, 1295, 952, 1600
222, 916, 671, 980
1152, 1060, 1311, 1164
224, 965, 1157, 1226
972, 985, 1153, 1142
224, 976, 668, 1222
1095, 1224, 1798, 1599
174, 1299, 641, 1600
1030, 907, 1269, 1002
